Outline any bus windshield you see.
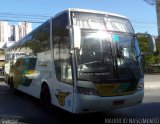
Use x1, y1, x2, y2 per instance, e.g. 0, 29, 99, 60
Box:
71, 11, 143, 82
76, 30, 143, 82
76, 30, 114, 81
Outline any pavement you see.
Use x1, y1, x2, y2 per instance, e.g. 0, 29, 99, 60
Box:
144, 74, 160, 96
144, 74, 160, 90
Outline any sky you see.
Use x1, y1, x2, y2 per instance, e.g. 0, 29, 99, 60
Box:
0, 0, 158, 35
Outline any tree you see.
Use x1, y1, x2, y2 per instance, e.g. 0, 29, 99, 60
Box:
138, 36, 160, 72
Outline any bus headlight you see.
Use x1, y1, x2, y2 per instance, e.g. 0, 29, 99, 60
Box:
137, 83, 144, 91
75, 86, 97, 95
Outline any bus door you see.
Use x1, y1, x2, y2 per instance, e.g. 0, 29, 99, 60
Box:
52, 13, 75, 112
53, 35, 74, 113
53, 43, 74, 112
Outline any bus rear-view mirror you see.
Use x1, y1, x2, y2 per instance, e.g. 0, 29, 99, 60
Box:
135, 33, 156, 53
73, 26, 81, 49
146, 33, 156, 53
66, 25, 81, 50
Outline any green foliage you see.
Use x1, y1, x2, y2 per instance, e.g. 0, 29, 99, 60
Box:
138, 36, 151, 65
145, 53, 155, 65
154, 41, 160, 64
137, 36, 160, 65
137, 36, 160, 73
137, 36, 150, 53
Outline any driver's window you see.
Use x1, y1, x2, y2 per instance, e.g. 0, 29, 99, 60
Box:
80, 33, 101, 64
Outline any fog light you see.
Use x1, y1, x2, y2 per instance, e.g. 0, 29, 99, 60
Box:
137, 83, 144, 91
75, 86, 97, 95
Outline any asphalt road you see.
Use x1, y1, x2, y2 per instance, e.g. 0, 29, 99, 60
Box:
0, 74, 159, 124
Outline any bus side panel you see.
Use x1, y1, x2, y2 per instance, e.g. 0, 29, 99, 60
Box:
13, 50, 53, 99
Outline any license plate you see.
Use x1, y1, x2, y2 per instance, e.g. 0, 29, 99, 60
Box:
113, 100, 124, 106
95, 84, 120, 96
96, 84, 119, 90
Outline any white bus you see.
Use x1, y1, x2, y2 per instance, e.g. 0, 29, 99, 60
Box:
4, 8, 155, 113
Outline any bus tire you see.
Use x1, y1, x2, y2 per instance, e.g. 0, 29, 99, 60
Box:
40, 85, 51, 108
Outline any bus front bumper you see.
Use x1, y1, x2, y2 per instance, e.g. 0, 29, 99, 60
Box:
73, 90, 144, 114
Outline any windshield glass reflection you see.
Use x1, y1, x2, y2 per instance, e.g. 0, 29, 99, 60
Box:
76, 29, 143, 82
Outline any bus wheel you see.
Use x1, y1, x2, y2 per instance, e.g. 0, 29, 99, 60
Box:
40, 85, 51, 108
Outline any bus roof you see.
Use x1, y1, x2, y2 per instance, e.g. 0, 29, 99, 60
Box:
7, 8, 128, 50
53, 8, 128, 21
67, 8, 127, 19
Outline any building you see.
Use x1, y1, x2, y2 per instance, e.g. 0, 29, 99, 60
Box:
0, 21, 32, 48
18, 22, 32, 40
0, 21, 8, 48
0, 21, 32, 70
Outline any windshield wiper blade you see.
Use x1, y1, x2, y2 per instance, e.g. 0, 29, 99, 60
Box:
108, 42, 118, 78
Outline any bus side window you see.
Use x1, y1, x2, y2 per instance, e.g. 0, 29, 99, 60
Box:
52, 13, 73, 84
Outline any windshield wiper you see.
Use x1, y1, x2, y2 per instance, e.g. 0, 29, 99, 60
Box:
105, 42, 118, 79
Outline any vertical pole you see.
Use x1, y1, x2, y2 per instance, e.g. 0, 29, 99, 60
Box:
156, 0, 160, 36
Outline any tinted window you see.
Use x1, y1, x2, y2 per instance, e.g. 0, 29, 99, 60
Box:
22, 21, 50, 55
52, 13, 73, 84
